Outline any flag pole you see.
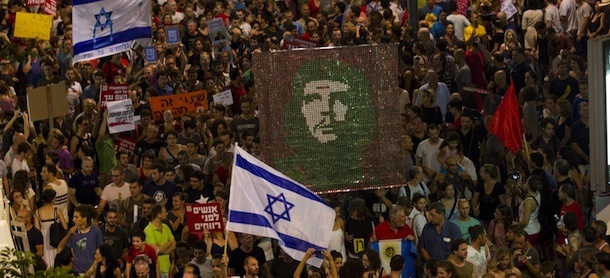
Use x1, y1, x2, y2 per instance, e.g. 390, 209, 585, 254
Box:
522, 133, 530, 159
224, 229, 229, 255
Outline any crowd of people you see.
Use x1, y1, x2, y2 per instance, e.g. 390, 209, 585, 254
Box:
0, 0, 608, 276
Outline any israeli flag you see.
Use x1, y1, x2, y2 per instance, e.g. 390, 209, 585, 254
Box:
72, 0, 152, 64
227, 146, 335, 267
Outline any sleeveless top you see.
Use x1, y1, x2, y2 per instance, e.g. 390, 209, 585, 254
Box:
519, 193, 541, 235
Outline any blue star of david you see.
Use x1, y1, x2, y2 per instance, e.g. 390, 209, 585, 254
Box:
94, 8, 113, 32
264, 193, 294, 223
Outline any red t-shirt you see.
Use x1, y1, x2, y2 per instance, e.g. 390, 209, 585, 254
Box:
556, 201, 584, 245
374, 221, 414, 240
126, 244, 158, 263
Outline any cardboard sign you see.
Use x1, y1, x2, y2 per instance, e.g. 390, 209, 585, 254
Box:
185, 203, 224, 235
107, 99, 135, 134
212, 89, 233, 105
207, 18, 231, 53
100, 84, 129, 109
27, 81, 67, 122
114, 136, 136, 157
282, 38, 317, 50
144, 46, 157, 63
149, 90, 208, 120
14, 12, 52, 40
44, 0, 57, 17
165, 25, 181, 46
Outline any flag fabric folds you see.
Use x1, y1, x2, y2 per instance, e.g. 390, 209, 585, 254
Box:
370, 239, 417, 278
227, 146, 335, 267
487, 82, 524, 153
72, 0, 152, 64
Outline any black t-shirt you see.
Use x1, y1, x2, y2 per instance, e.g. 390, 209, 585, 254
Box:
69, 171, 100, 206
100, 225, 130, 261
27, 227, 43, 254
269, 258, 307, 278
570, 119, 589, 162
549, 76, 580, 103
184, 184, 215, 203
142, 180, 182, 210
228, 247, 267, 276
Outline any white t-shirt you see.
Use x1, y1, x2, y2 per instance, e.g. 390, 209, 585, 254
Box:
546, 5, 563, 33
446, 14, 471, 40
11, 158, 29, 178
100, 182, 132, 211
466, 245, 488, 278
559, 0, 578, 33
416, 138, 444, 174
398, 181, 431, 200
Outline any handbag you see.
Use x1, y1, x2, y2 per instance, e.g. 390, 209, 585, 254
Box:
49, 208, 66, 248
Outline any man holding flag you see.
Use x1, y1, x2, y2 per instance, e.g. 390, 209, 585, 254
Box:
226, 146, 336, 269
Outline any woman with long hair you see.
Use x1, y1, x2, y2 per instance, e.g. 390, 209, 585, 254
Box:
488, 247, 522, 277
362, 249, 386, 278
344, 199, 374, 258
35, 189, 68, 268
472, 164, 506, 225
12, 170, 35, 211
159, 130, 187, 167
487, 204, 513, 248
84, 244, 121, 278
420, 88, 443, 126
136, 150, 156, 184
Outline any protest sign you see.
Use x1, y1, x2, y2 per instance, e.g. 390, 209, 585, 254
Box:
114, 136, 137, 157
44, 0, 57, 17
166, 25, 181, 46
100, 84, 129, 109
149, 90, 208, 120
107, 99, 135, 134
207, 18, 231, 54
185, 203, 224, 236
14, 12, 52, 40
501, 0, 517, 20
144, 46, 157, 63
27, 81, 67, 124
212, 89, 233, 105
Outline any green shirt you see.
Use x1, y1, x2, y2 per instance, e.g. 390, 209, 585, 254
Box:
95, 137, 117, 174
452, 217, 481, 243
144, 222, 174, 273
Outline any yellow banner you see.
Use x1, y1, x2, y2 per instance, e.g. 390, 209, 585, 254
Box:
14, 12, 52, 40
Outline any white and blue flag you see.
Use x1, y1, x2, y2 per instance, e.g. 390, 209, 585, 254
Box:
72, 0, 152, 64
227, 146, 335, 267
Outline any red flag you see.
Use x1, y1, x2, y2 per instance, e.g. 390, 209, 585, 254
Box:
488, 82, 523, 153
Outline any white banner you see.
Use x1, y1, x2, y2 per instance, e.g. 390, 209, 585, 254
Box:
107, 99, 135, 134
212, 89, 234, 105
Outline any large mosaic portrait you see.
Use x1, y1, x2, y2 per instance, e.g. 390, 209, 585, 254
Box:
253, 45, 404, 193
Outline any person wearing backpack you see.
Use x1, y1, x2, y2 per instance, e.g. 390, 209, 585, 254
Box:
399, 166, 431, 200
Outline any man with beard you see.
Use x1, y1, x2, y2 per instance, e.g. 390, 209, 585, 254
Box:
100, 209, 129, 264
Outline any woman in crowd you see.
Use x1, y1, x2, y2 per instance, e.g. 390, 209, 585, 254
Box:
361, 249, 386, 278
159, 130, 187, 167
84, 244, 121, 278
555, 99, 573, 147
487, 204, 513, 248
472, 164, 506, 225
35, 189, 68, 268
488, 248, 522, 277
420, 89, 443, 126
